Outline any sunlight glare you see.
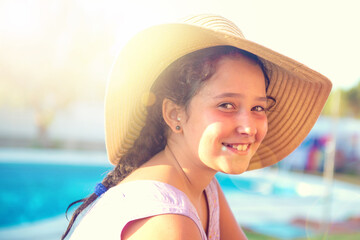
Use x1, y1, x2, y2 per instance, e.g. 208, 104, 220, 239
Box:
0, 1, 41, 37
296, 182, 324, 197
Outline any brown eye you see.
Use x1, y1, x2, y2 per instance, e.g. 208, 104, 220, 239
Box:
219, 103, 235, 109
252, 106, 265, 112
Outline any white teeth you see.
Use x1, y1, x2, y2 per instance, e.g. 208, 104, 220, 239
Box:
223, 143, 249, 151
232, 144, 248, 151
236, 145, 247, 151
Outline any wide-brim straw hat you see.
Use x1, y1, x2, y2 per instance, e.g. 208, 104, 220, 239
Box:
105, 14, 332, 171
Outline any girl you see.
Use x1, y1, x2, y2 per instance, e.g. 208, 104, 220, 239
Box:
62, 14, 332, 239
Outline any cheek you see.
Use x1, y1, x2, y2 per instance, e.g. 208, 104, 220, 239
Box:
198, 123, 225, 157
256, 117, 268, 143
188, 110, 229, 138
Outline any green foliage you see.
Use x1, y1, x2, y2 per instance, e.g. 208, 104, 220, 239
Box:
322, 79, 360, 118
346, 81, 360, 117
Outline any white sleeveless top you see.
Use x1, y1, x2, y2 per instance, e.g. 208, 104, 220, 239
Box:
69, 178, 220, 240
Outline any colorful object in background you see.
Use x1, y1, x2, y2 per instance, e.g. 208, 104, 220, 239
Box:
305, 135, 331, 172
280, 117, 360, 174
335, 133, 360, 173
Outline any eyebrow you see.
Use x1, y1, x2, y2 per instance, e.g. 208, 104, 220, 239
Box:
214, 92, 268, 102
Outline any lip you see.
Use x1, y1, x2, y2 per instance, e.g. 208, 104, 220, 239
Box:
222, 142, 252, 154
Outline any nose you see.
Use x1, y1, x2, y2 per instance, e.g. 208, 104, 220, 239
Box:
235, 111, 256, 136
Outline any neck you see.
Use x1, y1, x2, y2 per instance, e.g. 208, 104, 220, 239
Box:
164, 144, 216, 200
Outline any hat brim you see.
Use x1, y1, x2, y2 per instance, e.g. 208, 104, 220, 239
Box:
105, 22, 332, 170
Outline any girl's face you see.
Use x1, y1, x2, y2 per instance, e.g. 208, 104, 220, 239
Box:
181, 55, 268, 175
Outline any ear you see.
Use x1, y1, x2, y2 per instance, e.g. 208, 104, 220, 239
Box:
162, 98, 183, 133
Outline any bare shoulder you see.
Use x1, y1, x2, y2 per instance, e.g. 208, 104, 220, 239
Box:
121, 214, 202, 240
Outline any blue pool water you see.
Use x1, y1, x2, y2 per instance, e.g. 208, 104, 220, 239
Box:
0, 162, 112, 228
0, 161, 301, 229
216, 172, 299, 197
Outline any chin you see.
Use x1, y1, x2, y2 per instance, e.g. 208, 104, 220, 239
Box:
221, 168, 247, 175
218, 163, 249, 175
216, 156, 251, 175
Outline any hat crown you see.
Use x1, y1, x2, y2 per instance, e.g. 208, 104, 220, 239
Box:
182, 14, 245, 38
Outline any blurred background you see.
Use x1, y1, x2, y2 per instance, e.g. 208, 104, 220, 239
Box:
0, 0, 359, 239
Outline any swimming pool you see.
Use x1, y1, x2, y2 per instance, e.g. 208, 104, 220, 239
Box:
0, 164, 301, 228
1, 148, 360, 239
0, 162, 111, 228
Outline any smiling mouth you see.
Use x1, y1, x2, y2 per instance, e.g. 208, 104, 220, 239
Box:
222, 143, 250, 152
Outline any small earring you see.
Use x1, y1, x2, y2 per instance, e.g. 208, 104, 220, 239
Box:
175, 125, 181, 131
177, 117, 181, 121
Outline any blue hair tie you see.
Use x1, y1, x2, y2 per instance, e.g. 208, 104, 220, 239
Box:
94, 183, 107, 197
